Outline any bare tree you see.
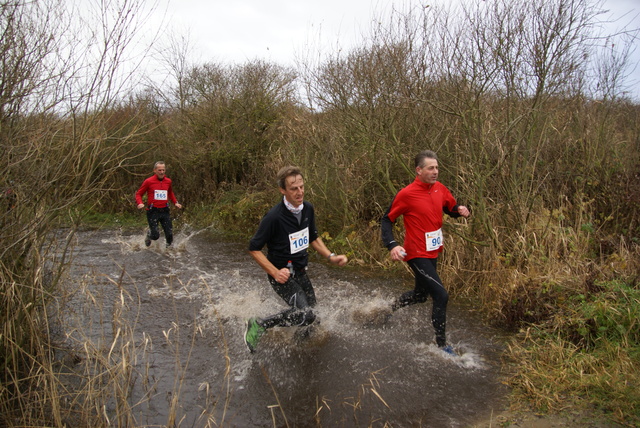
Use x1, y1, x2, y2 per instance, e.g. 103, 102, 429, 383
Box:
1, 0, 161, 425
296, 0, 637, 260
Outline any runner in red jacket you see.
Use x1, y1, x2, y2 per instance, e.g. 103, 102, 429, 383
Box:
135, 161, 182, 247
381, 150, 470, 356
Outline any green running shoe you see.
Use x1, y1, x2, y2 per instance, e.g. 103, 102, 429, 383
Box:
244, 318, 266, 353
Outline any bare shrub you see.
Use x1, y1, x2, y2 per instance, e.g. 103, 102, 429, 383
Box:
140, 55, 300, 208
1, 0, 161, 424
295, 0, 638, 266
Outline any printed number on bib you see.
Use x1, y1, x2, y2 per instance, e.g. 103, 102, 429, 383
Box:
425, 229, 443, 252
289, 227, 310, 254
154, 190, 168, 201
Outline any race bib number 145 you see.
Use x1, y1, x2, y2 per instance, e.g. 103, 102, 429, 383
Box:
154, 189, 168, 200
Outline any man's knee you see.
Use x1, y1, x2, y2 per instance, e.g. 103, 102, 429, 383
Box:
433, 289, 449, 306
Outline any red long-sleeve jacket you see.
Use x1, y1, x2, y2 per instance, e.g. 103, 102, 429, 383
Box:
135, 175, 178, 209
381, 177, 461, 260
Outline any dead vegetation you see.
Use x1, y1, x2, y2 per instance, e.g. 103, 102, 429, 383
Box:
1, 0, 639, 425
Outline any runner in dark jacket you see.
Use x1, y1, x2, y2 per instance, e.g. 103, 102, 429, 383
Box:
243, 166, 348, 352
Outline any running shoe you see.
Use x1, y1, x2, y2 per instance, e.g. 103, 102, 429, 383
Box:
440, 345, 457, 356
293, 324, 315, 342
244, 318, 266, 353
144, 232, 151, 247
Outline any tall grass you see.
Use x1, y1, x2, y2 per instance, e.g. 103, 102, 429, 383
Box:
508, 278, 640, 423
2, 260, 233, 427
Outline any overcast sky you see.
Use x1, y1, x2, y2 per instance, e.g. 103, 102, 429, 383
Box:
146, 0, 639, 98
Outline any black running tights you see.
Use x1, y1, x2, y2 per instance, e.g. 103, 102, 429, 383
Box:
396, 257, 449, 347
260, 271, 317, 328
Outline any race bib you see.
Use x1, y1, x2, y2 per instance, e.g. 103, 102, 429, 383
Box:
289, 227, 310, 254
425, 228, 443, 252
154, 189, 168, 201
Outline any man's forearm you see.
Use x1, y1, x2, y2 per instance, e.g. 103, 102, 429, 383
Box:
249, 250, 279, 278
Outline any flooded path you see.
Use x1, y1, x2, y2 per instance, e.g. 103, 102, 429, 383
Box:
56, 228, 510, 427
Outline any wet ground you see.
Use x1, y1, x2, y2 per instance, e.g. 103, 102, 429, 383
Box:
54, 227, 512, 427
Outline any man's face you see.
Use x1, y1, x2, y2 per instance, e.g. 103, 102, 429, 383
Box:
154, 164, 166, 179
279, 174, 304, 207
416, 158, 438, 184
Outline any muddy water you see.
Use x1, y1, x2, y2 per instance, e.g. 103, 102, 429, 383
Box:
58, 228, 510, 427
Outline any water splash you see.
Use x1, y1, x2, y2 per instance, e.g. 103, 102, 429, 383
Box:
62, 229, 509, 427
100, 226, 208, 255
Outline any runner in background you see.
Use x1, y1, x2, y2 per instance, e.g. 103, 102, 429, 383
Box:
135, 161, 182, 247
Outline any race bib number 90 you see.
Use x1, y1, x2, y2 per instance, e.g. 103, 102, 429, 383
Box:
154, 189, 168, 201
289, 227, 310, 254
425, 229, 443, 252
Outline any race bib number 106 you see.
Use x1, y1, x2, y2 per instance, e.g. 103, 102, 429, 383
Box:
289, 227, 310, 254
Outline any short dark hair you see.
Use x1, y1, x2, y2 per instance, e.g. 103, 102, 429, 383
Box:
415, 150, 438, 168
276, 166, 303, 189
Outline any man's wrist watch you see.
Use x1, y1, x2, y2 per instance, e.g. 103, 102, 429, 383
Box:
328, 253, 336, 260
